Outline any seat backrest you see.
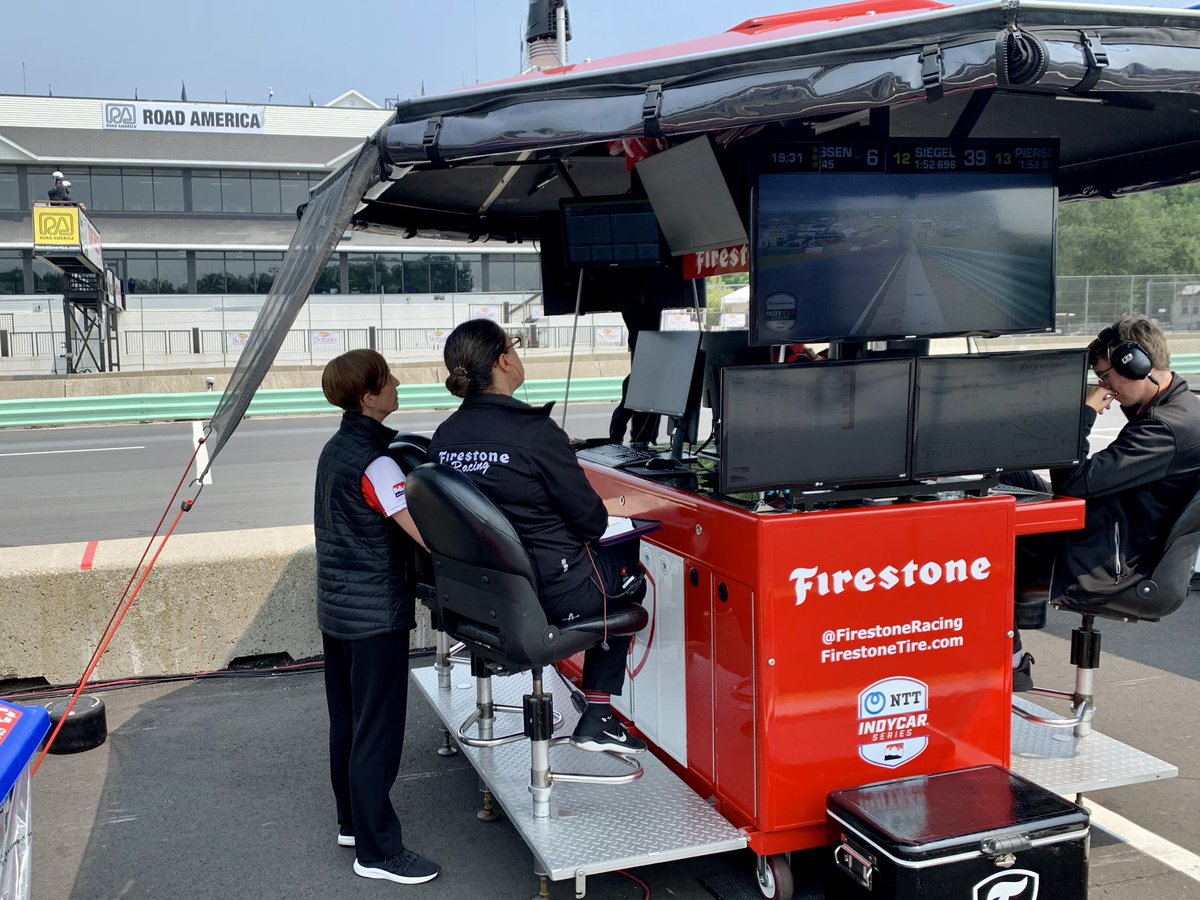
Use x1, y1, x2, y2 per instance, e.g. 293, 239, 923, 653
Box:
1086, 486, 1200, 620
406, 463, 576, 670
388, 433, 432, 475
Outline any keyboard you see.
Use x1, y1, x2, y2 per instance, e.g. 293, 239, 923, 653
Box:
576, 443, 658, 468
991, 484, 1054, 504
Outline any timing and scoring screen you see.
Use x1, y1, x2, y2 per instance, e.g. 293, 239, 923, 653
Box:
719, 358, 914, 493
912, 350, 1087, 478
752, 139, 1057, 345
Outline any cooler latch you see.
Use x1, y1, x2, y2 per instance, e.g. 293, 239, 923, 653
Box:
981, 833, 1033, 857
835, 836, 876, 889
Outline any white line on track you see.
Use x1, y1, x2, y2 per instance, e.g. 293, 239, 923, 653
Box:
1087, 799, 1200, 883
0, 445, 145, 457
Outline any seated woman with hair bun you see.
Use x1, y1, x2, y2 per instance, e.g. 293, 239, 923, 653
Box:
430, 318, 647, 755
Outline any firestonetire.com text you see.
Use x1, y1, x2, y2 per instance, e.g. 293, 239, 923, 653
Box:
820, 617, 964, 663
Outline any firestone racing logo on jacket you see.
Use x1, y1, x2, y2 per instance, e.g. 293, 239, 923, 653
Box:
436, 448, 511, 476
974, 870, 1039, 900
856, 676, 929, 768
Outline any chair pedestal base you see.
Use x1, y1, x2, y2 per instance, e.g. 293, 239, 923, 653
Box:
1015, 614, 1102, 737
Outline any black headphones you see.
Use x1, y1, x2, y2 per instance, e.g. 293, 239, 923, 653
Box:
1092, 323, 1153, 381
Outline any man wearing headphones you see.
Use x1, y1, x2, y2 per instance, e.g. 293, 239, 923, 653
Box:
1012, 315, 1200, 689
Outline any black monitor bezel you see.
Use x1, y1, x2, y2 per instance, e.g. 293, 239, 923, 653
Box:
910, 349, 1088, 479
718, 356, 915, 494
559, 196, 668, 270
749, 138, 1059, 346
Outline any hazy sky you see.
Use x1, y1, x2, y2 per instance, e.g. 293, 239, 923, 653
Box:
4, 0, 1191, 108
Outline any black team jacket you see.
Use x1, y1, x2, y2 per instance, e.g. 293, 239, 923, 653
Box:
430, 393, 608, 601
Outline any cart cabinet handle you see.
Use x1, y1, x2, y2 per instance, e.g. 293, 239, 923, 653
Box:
982, 834, 1033, 856
835, 840, 875, 890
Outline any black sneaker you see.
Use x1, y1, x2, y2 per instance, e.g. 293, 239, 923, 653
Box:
336, 826, 354, 848
570, 710, 646, 754
354, 849, 441, 885
1013, 652, 1035, 693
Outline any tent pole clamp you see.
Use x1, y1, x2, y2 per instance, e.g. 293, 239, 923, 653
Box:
921, 44, 944, 103
1071, 32, 1109, 95
423, 116, 444, 163
642, 83, 664, 138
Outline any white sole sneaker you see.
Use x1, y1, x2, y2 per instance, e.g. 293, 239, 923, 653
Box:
353, 858, 440, 885
337, 832, 355, 848
569, 737, 646, 755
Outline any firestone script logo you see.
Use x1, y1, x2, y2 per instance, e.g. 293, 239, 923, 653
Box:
789, 555, 992, 606
856, 676, 929, 768
973, 870, 1040, 900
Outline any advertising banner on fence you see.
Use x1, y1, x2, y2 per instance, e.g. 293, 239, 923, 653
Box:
663, 313, 699, 331
426, 329, 449, 348
227, 331, 251, 351
469, 305, 500, 322
310, 330, 343, 352
720, 312, 747, 328
594, 326, 624, 345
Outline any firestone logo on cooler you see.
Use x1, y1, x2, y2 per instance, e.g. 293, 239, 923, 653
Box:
789, 556, 992, 605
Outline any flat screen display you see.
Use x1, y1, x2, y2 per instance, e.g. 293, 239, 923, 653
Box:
751, 140, 1057, 344
912, 350, 1087, 478
700, 329, 774, 411
561, 198, 666, 268
719, 358, 914, 493
625, 330, 703, 419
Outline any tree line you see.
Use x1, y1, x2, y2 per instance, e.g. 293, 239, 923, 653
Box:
1058, 184, 1200, 275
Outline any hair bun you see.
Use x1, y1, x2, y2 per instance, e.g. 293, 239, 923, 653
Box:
451, 366, 467, 376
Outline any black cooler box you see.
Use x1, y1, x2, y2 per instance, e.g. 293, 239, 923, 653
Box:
827, 766, 1089, 900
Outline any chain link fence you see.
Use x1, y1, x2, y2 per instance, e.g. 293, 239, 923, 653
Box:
1057, 274, 1200, 334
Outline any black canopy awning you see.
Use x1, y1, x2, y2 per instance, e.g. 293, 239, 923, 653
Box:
336, 0, 1200, 243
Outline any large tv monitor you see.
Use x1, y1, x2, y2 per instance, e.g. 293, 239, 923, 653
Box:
719, 358, 914, 493
751, 139, 1057, 345
626, 330, 704, 458
538, 212, 703, 316
561, 197, 666, 268
912, 350, 1087, 478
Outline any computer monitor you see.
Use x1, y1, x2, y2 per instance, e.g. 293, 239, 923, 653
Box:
700, 330, 775, 412
719, 358, 914, 493
912, 350, 1087, 478
751, 139, 1057, 344
625, 330, 704, 458
561, 197, 666, 268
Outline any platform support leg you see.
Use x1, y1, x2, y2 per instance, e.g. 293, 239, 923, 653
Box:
437, 727, 458, 757
533, 874, 551, 900
526, 668, 555, 819
435, 630, 453, 691
478, 787, 501, 822
474, 658, 496, 742
1069, 615, 1101, 738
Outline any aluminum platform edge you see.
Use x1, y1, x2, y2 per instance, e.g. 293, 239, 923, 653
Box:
1010, 697, 1178, 795
411, 664, 748, 890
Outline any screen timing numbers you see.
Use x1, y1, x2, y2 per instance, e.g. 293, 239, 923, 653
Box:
762, 141, 1057, 174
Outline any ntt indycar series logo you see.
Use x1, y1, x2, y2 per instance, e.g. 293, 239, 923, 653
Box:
790, 555, 992, 606
857, 676, 929, 768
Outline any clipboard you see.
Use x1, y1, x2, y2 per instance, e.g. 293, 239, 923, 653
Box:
598, 516, 662, 546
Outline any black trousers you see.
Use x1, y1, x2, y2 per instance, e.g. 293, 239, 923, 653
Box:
543, 540, 642, 695
609, 374, 662, 445
322, 629, 411, 864
1002, 471, 1061, 654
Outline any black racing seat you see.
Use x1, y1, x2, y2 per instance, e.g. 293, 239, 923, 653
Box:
388, 433, 435, 602
1018, 487, 1200, 734
405, 462, 649, 816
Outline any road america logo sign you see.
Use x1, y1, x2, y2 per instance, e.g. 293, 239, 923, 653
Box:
973, 869, 1039, 900
105, 103, 136, 128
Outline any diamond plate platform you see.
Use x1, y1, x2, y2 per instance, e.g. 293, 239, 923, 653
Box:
412, 664, 747, 886
1010, 697, 1178, 794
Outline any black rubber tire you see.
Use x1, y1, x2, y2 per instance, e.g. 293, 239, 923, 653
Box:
45, 695, 108, 754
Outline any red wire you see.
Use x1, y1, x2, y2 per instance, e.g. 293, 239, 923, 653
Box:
31, 439, 206, 775
616, 869, 651, 899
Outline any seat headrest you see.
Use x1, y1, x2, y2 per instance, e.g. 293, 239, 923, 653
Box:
406, 463, 536, 581
388, 433, 432, 474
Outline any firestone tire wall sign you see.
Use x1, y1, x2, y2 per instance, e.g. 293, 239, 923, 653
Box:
756, 499, 1016, 833
101, 100, 266, 135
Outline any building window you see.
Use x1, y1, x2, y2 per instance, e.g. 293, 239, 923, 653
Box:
280, 174, 311, 216
195, 251, 226, 293
90, 171, 123, 211
152, 171, 185, 212
430, 255, 456, 293
220, 172, 252, 214
224, 251, 255, 292
348, 255, 378, 294
33, 257, 63, 294
514, 256, 541, 291
403, 254, 430, 293
122, 169, 155, 212
254, 252, 283, 293
487, 255, 516, 292
456, 255, 481, 292
314, 256, 341, 294
250, 172, 282, 214
379, 254, 404, 293
0, 250, 23, 293
0, 168, 18, 210
192, 173, 223, 212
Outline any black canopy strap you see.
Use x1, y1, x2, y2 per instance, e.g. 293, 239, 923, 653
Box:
423, 116, 444, 163
1071, 32, 1109, 95
201, 138, 382, 477
642, 83, 664, 139
920, 44, 944, 103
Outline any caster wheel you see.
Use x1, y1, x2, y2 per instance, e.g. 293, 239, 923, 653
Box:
757, 853, 794, 900
45, 695, 107, 754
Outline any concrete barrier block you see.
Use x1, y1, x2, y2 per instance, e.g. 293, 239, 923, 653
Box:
0, 526, 434, 684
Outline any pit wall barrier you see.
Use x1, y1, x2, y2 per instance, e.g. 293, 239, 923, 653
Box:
0, 376, 625, 429
0, 526, 428, 685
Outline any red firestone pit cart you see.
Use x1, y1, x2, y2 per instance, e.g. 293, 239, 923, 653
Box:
305, 1, 1200, 895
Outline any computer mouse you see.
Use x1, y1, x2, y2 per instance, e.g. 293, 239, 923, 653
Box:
645, 457, 677, 471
